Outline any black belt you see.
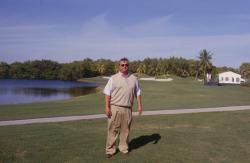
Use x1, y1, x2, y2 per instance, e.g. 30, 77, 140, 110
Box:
111, 104, 132, 108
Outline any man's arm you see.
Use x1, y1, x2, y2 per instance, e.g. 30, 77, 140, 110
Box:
103, 77, 113, 118
137, 95, 143, 115
105, 95, 112, 118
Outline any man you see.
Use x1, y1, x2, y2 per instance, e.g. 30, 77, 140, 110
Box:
103, 57, 143, 158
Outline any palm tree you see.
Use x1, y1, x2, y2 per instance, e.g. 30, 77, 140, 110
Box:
199, 49, 213, 84
136, 63, 146, 75
192, 60, 200, 80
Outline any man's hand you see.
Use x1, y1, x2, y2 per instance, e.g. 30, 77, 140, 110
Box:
138, 107, 143, 115
136, 95, 143, 115
105, 95, 112, 118
105, 108, 112, 118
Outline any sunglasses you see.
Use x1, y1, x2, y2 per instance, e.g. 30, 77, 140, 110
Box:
120, 64, 129, 67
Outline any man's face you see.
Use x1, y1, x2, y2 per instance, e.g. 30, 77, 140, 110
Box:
119, 60, 129, 73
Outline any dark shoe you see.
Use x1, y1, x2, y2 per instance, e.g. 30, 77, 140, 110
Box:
106, 154, 113, 158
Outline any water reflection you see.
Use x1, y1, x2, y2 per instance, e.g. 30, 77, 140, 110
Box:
0, 88, 7, 95
0, 87, 97, 97
67, 87, 98, 97
6, 87, 60, 97
0, 79, 98, 105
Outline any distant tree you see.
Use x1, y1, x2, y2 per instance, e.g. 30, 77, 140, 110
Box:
0, 62, 10, 78
189, 60, 200, 80
8, 60, 61, 80
96, 60, 106, 75
9, 62, 28, 79
95, 59, 115, 76
178, 57, 190, 77
157, 58, 169, 76
136, 63, 146, 74
198, 49, 213, 83
59, 63, 76, 80
30, 60, 61, 79
59, 61, 89, 81
240, 63, 250, 79
168, 57, 180, 75
129, 60, 140, 73
3, 56, 225, 81
143, 58, 158, 76
132, 57, 201, 78
104, 60, 115, 75
216, 66, 238, 74
82, 58, 98, 77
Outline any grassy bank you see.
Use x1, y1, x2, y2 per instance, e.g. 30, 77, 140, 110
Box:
0, 110, 250, 162
0, 77, 250, 120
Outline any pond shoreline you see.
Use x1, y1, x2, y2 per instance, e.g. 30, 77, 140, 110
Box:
0, 79, 98, 105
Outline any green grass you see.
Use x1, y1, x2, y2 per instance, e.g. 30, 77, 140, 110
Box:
140, 77, 250, 109
0, 110, 250, 163
0, 77, 250, 120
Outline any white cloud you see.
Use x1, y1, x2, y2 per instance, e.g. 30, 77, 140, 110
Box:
80, 14, 120, 38
0, 25, 58, 31
123, 15, 180, 37
0, 14, 249, 68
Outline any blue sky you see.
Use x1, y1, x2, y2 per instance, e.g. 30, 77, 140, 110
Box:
0, 0, 250, 68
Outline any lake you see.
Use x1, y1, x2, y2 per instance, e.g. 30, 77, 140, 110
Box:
0, 79, 98, 105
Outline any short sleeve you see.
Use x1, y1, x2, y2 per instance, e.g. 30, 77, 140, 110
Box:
135, 80, 141, 96
103, 77, 113, 96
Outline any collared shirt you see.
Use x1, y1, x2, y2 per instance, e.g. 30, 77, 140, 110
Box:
103, 72, 141, 96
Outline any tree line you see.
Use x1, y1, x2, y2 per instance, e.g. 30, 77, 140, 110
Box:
0, 51, 249, 81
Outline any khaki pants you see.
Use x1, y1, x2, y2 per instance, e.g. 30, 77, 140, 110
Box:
106, 105, 132, 155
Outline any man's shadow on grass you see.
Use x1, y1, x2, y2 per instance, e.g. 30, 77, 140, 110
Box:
129, 133, 161, 152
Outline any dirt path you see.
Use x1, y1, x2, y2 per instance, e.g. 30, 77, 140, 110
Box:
1, 105, 250, 126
